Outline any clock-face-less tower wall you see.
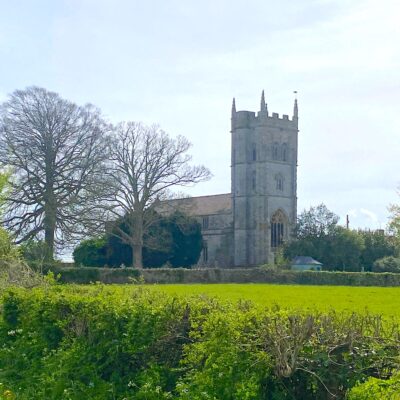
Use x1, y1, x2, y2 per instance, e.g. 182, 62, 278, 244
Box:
231, 92, 298, 266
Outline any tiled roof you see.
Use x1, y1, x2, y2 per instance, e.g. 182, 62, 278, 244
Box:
157, 193, 232, 216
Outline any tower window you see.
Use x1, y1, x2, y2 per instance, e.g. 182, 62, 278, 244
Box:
271, 210, 287, 248
252, 144, 257, 161
275, 175, 284, 191
272, 143, 279, 160
282, 144, 288, 162
202, 216, 209, 230
252, 170, 256, 191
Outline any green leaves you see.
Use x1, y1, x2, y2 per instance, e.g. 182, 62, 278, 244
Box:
0, 286, 399, 399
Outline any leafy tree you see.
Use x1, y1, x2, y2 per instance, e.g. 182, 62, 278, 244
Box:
284, 204, 365, 271
105, 122, 210, 268
73, 237, 108, 268
0, 87, 110, 259
358, 230, 398, 271
372, 256, 400, 273
296, 203, 339, 238
388, 188, 400, 239
75, 212, 202, 268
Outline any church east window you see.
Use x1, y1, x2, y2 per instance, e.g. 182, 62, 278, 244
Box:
271, 210, 287, 248
202, 216, 209, 230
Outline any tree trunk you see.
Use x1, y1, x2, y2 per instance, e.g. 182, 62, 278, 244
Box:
132, 244, 143, 269
44, 199, 56, 261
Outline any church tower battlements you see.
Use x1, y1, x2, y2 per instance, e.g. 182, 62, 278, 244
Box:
231, 91, 299, 266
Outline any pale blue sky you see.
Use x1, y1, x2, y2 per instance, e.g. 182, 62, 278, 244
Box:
1, 0, 399, 230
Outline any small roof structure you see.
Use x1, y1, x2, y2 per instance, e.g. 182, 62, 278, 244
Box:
291, 256, 323, 266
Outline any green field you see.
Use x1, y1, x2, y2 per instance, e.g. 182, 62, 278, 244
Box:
144, 283, 400, 317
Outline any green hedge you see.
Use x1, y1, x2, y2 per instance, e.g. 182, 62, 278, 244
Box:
0, 286, 399, 399
46, 266, 400, 286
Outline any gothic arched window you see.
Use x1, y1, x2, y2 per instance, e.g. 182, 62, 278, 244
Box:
252, 170, 256, 191
272, 142, 279, 160
282, 143, 288, 162
275, 174, 284, 191
271, 210, 287, 248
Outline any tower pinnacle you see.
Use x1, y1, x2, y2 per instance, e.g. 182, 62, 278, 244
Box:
293, 91, 298, 119
260, 90, 266, 111
231, 97, 236, 116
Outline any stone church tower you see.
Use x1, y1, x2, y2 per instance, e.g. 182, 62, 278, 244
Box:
159, 91, 299, 267
231, 91, 298, 265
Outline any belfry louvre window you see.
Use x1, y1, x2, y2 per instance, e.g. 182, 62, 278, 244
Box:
252, 171, 256, 190
271, 210, 286, 248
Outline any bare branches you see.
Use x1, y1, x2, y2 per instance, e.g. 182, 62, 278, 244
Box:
0, 87, 111, 257
105, 122, 211, 268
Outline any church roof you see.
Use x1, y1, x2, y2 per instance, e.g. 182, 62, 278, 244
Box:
158, 193, 232, 216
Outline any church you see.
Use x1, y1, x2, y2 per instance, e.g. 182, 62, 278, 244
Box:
165, 91, 299, 267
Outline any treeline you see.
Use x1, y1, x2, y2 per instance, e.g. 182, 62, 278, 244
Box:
1, 286, 399, 399
282, 204, 400, 272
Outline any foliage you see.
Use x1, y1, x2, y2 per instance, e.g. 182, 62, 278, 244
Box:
76, 211, 203, 268
347, 373, 400, 399
296, 203, 339, 238
373, 256, 400, 273
284, 204, 368, 271
73, 237, 108, 267
0, 286, 399, 399
105, 122, 210, 268
359, 230, 399, 271
0, 229, 20, 262
19, 240, 50, 265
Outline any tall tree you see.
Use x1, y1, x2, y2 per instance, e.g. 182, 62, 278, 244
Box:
107, 122, 211, 268
0, 87, 110, 258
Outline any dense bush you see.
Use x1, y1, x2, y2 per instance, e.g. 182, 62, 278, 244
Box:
373, 256, 400, 273
74, 212, 202, 268
0, 286, 399, 399
347, 374, 400, 399
73, 237, 108, 267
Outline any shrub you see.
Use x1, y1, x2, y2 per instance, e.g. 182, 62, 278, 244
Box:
0, 286, 399, 399
73, 237, 108, 267
372, 256, 400, 273
19, 240, 49, 265
347, 374, 400, 399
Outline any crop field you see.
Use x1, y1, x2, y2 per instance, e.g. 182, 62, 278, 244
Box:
144, 283, 400, 318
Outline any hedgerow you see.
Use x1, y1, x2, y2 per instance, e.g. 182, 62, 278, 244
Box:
0, 286, 399, 399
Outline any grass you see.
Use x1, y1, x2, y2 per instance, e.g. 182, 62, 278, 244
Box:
143, 283, 400, 318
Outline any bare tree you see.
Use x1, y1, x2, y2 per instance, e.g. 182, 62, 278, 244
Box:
0, 87, 111, 258
107, 122, 211, 269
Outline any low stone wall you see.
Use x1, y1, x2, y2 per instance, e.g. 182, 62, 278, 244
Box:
48, 267, 400, 286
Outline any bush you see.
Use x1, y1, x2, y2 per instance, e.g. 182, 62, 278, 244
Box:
347, 374, 400, 399
0, 286, 399, 399
19, 240, 49, 265
0, 228, 19, 261
372, 256, 400, 273
73, 237, 108, 267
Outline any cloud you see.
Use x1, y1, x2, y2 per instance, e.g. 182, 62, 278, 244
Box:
359, 208, 379, 224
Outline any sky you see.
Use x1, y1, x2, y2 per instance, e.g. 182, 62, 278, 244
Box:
0, 0, 399, 230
